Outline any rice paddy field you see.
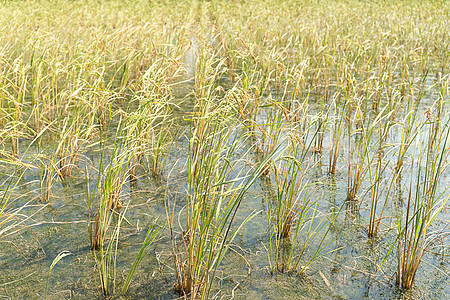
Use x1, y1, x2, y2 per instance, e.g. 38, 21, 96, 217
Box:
0, 0, 449, 299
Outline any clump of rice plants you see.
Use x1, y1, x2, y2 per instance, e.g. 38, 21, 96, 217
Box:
393, 102, 450, 290
168, 119, 280, 298
265, 122, 337, 275
166, 54, 283, 296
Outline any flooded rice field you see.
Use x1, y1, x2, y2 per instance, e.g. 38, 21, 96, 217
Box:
0, 0, 449, 299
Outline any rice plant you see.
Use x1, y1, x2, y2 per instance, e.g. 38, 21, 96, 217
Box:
167, 109, 282, 298
393, 100, 450, 290
265, 123, 337, 275
44, 250, 72, 300
0, 171, 31, 241
121, 222, 162, 295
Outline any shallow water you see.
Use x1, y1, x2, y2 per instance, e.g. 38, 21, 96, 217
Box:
1, 63, 449, 300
